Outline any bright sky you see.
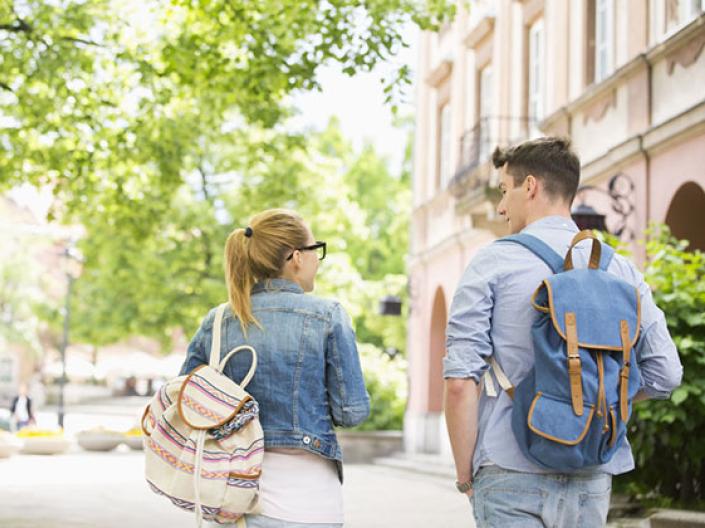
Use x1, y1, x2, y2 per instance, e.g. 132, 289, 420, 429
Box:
290, 28, 419, 174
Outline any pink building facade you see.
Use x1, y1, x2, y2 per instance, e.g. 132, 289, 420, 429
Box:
406, 0, 705, 457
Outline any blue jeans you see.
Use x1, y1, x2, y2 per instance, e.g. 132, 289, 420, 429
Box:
471, 466, 612, 527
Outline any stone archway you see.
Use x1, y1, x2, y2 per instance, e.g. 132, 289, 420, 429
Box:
428, 287, 447, 413
665, 181, 705, 252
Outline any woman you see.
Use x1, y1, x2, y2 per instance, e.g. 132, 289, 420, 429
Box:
180, 209, 370, 527
10, 384, 35, 430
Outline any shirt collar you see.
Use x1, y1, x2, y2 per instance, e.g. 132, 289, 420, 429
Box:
252, 278, 304, 295
522, 215, 578, 233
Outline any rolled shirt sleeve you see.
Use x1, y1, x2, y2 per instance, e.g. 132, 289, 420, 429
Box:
444, 247, 498, 381
633, 277, 683, 399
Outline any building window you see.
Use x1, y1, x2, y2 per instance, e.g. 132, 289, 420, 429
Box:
595, 0, 614, 83
438, 102, 452, 189
665, 0, 704, 34
528, 18, 545, 133
478, 65, 493, 161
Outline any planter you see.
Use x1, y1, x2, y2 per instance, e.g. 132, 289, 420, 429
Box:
123, 428, 144, 451
77, 430, 124, 452
337, 430, 403, 464
20, 436, 71, 455
0, 432, 22, 458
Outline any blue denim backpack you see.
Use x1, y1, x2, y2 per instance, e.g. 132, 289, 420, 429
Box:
493, 230, 642, 471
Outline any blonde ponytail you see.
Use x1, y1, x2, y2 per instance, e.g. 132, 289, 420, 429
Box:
223, 209, 309, 335
224, 228, 258, 334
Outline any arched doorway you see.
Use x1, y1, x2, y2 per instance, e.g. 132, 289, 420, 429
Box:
428, 287, 447, 413
665, 182, 705, 252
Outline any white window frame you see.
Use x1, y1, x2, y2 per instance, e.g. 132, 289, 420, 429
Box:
439, 102, 452, 189
595, 0, 614, 83
664, 0, 704, 38
478, 65, 493, 162
528, 18, 545, 131
682, 0, 704, 20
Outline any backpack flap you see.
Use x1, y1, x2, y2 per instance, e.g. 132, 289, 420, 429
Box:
178, 365, 253, 431
536, 269, 641, 351
528, 391, 595, 446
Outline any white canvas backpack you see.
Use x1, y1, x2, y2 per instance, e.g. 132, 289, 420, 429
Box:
141, 303, 264, 526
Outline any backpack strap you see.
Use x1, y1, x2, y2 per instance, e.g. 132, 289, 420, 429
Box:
598, 242, 616, 271
485, 234, 561, 399
482, 357, 515, 399
619, 320, 632, 422
209, 304, 228, 368
498, 234, 564, 274
210, 303, 258, 386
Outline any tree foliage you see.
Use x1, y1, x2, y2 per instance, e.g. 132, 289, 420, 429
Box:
1, 0, 453, 227
612, 225, 705, 506
2, 0, 440, 429
69, 119, 411, 358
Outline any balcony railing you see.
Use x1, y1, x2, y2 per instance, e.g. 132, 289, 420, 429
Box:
449, 116, 537, 200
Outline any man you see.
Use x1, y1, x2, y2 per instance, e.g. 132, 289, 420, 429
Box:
443, 137, 682, 527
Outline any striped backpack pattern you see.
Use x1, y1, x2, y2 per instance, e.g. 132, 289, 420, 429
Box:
141, 303, 264, 526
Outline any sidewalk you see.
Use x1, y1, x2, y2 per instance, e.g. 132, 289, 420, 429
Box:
0, 451, 473, 528
1, 399, 473, 528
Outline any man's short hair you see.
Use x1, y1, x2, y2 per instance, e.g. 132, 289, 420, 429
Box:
492, 137, 580, 204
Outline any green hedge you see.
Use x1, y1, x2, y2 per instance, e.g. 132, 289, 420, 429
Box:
606, 225, 705, 507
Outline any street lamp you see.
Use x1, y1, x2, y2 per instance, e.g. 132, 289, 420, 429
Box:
57, 243, 82, 429
571, 172, 635, 239
378, 295, 402, 316
571, 203, 607, 232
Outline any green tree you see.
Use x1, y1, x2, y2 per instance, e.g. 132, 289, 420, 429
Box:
1, 0, 454, 234
69, 120, 410, 358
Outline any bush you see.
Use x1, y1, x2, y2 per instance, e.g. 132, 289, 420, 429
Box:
610, 225, 705, 506
353, 343, 407, 431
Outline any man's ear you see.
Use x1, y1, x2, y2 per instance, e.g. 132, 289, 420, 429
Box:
525, 174, 539, 199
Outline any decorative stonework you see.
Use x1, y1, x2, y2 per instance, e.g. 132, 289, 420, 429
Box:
583, 90, 617, 125
464, 15, 495, 49
666, 32, 705, 75
425, 60, 453, 87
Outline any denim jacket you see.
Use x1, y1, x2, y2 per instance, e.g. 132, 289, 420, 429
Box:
179, 279, 370, 480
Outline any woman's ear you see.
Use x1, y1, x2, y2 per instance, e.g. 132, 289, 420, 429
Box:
290, 249, 302, 270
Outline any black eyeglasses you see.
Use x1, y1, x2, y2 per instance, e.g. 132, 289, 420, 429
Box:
286, 241, 327, 261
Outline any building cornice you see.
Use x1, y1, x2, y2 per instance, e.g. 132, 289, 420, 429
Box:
541, 14, 705, 133
408, 227, 485, 269
645, 14, 705, 66
425, 59, 453, 87
463, 15, 495, 49
581, 99, 705, 182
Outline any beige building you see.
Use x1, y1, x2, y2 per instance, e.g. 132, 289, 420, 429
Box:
407, 0, 705, 457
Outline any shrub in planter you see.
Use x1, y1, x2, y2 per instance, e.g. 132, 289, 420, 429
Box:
604, 225, 705, 506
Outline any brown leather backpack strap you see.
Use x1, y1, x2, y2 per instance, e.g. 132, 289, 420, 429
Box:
564, 230, 602, 271
565, 312, 584, 416
619, 320, 631, 422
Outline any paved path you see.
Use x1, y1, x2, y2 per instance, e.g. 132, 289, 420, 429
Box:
0, 451, 473, 528
1, 398, 473, 527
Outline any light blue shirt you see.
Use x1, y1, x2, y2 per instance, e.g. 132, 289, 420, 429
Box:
444, 216, 683, 475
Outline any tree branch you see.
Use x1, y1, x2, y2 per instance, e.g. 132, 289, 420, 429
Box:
198, 165, 212, 204
0, 19, 32, 34
0, 81, 13, 93
59, 35, 102, 48
197, 165, 214, 270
